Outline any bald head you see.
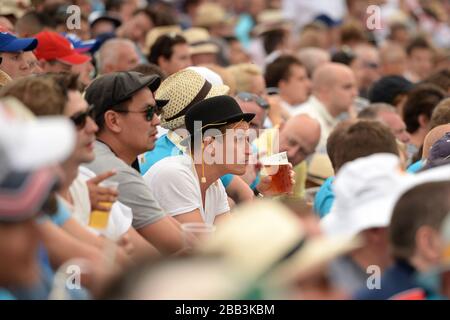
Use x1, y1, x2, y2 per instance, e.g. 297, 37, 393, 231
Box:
422, 124, 450, 159
279, 114, 321, 166
97, 38, 140, 75
312, 63, 358, 116
297, 47, 331, 77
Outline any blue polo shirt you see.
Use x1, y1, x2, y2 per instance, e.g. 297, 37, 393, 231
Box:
313, 177, 335, 218
140, 134, 235, 188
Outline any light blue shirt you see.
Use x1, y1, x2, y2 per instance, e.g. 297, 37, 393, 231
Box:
314, 177, 335, 218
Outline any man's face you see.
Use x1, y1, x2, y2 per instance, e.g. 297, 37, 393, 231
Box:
41, 59, 73, 74
238, 100, 267, 137
279, 122, 319, 166
23, 51, 43, 75
71, 60, 94, 88
378, 111, 410, 144
191, 53, 217, 66
329, 70, 358, 114
0, 51, 31, 79
113, 44, 140, 73
221, 121, 252, 176
65, 90, 98, 164
122, 12, 153, 46
116, 88, 160, 155
228, 40, 249, 65
409, 48, 433, 80
0, 220, 40, 286
280, 64, 311, 105
352, 55, 381, 91
91, 20, 116, 38
161, 43, 192, 76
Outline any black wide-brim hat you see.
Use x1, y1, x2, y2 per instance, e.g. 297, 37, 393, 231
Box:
181, 95, 255, 146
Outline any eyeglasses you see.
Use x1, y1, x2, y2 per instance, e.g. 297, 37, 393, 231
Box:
70, 105, 95, 130
236, 92, 270, 110
115, 104, 161, 121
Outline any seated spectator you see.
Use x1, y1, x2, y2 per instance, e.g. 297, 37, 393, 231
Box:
96, 38, 140, 75
0, 31, 37, 81
33, 31, 91, 74
148, 33, 192, 77
404, 36, 435, 83
84, 71, 184, 254
183, 28, 219, 66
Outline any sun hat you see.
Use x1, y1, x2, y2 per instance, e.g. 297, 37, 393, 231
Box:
144, 25, 182, 55
194, 2, 229, 28
34, 31, 91, 65
186, 66, 224, 86
0, 97, 76, 173
183, 27, 218, 56
321, 153, 412, 237
155, 68, 229, 130
0, 97, 76, 222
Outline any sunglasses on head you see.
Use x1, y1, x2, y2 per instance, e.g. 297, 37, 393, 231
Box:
70, 105, 95, 129
236, 92, 270, 110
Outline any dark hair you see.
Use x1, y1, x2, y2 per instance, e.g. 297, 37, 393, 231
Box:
331, 48, 356, 66
105, 0, 124, 11
131, 63, 166, 81
261, 29, 286, 55
326, 120, 355, 172
423, 69, 450, 93
390, 181, 450, 260
331, 120, 399, 172
264, 55, 303, 88
406, 36, 433, 56
148, 34, 187, 66
402, 83, 446, 134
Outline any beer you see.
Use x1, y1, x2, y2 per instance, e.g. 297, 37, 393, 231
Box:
89, 202, 112, 229
261, 152, 291, 194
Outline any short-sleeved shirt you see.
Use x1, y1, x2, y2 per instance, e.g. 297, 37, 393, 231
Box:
139, 133, 235, 188
143, 155, 230, 225
85, 140, 165, 230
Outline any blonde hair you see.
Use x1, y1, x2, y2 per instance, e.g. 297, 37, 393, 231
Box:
227, 63, 263, 93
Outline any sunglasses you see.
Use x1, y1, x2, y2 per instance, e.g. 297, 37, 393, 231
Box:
236, 92, 270, 110
70, 105, 95, 129
115, 104, 162, 121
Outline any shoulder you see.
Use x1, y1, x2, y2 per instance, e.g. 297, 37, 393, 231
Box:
144, 155, 194, 181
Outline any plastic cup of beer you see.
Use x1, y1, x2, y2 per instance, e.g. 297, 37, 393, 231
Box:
88, 180, 119, 230
260, 151, 291, 194
181, 222, 216, 250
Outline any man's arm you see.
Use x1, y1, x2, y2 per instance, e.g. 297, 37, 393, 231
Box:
137, 216, 184, 254
225, 176, 254, 204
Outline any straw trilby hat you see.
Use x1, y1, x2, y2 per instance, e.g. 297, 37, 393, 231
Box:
183, 27, 218, 56
194, 3, 229, 28
144, 25, 182, 55
155, 68, 229, 130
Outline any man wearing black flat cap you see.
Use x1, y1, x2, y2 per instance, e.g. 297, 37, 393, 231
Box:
85, 71, 184, 254
144, 95, 295, 225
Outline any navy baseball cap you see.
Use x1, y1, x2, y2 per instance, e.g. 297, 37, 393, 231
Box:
0, 31, 37, 52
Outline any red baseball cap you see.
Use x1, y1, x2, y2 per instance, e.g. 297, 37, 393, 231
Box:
34, 31, 91, 65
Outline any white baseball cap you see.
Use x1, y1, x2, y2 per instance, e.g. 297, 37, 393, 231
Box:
0, 97, 76, 174
321, 153, 413, 237
187, 66, 224, 86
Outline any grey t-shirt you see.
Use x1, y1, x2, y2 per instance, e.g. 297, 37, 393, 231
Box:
85, 140, 165, 229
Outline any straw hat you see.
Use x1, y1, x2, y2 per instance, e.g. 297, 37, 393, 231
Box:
199, 199, 360, 285
194, 3, 227, 28
183, 27, 218, 56
155, 68, 229, 130
0, 70, 12, 88
144, 25, 182, 55
252, 9, 291, 36
307, 153, 335, 186
0, 0, 27, 18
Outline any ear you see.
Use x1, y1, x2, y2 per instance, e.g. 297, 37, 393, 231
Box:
415, 226, 441, 262
104, 110, 122, 133
418, 114, 430, 129
157, 56, 169, 71
203, 136, 215, 156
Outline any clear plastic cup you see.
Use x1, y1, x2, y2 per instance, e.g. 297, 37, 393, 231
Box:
181, 222, 216, 250
260, 152, 291, 194
88, 180, 119, 230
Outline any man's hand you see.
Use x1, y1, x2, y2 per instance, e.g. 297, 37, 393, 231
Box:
86, 170, 119, 211
256, 163, 295, 197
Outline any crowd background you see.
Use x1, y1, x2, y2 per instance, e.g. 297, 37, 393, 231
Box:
0, 0, 450, 301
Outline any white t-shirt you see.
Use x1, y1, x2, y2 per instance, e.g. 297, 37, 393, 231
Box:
67, 166, 133, 240
143, 155, 230, 225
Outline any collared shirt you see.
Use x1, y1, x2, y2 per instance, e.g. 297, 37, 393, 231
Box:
294, 96, 340, 154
